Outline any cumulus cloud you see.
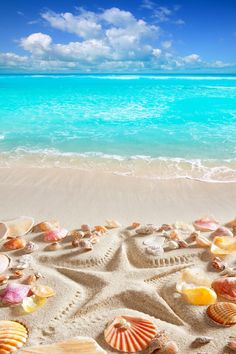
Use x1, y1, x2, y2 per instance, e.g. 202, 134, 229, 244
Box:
20, 33, 52, 55
183, 54, 201, 63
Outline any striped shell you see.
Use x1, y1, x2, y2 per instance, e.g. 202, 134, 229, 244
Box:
104, 316, 157, 352
207, 302, 236, 326
43, 229, 68, 242
0, 320, 28, 353
212, 277, 236, 301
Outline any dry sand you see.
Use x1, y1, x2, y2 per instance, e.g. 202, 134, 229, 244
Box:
0, 166, 236, 354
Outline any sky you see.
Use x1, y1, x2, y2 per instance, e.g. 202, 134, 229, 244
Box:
0, 0, 235, 73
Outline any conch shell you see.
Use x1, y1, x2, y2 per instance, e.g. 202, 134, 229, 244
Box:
212, 277, 236, 301
211, 236, 236, 256
44, 228, 68, 242
3, 216, 34, 237
0, 283, 30, 305
176, 268, 217, 305
207, 302, 236, 326
104, 316, 157, 352
193, 216, 219, 232
0, 320, 29, 353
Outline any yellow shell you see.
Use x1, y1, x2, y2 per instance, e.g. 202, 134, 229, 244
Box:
31, 285, 55, 298
22, 295, 47, 313
181, 287, 217, 305
0, 320, 28, 353
104, 316, 157, 352
20, 337, 106, 353
211, 236, 236, 256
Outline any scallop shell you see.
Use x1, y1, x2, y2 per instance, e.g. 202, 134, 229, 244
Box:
212, 277, 236, 301
0, 254, 11, 274
3, 216, 34, 237
32, 220, 59, 232
4, 238, 26, 250
31, 285, 55, 298
0, 320, 28, 353
207, 302, 236, 326
43, 228, 68, 242
20, 337, 107, 354
104, 316, 157, 352
193, 216, 219, 232
0, 222, 8, 243
211, 236, 236, 256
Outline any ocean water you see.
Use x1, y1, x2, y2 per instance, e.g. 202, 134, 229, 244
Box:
0, 74, 236, 181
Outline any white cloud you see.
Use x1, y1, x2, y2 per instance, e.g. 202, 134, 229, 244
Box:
101, 8, 136, 27
152, 48, 162, 57
20, 33, 52, 55
161, 40, 172, 49
184, 54, 200, 63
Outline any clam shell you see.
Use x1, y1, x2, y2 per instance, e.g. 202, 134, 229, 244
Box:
0, 320, 28, 353
193, 216, 219, 232
212, 277, 236, 301
3, 216, 34, 237
207, 302, 236, 326
211, 236, 236, 256
44, 229, 68, 242
104, 315, 157, 352
20, 337, 107, 353
4, 238, 26, 250
32, 220, 59, 232
31, 285, 55, 298
0, 254, 11, 274
0, 222, 8, 243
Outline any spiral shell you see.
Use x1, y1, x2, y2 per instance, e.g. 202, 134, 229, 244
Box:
0, 320, 28, 353
207, 302, 236, 326
211, 277, 236, 301
104, 316, 157, 352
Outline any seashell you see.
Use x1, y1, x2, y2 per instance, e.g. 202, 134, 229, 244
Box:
164, 240, 179, 250
176, 268, 217, 305
0, 320, 29, 353
211, 277, 236, 301
4, 216, 34, 237
72, 239, 80, 248
219, 267, 236, 277
146, 245, 164, 256
207, 302, 236, 326
193, 216, 219, 232
225, 217, 236, 228
0, 274, 9, 285
168, 231, 179, 240
46, 242, 62, 251
195, 235, 211, 248
161, 341, 179, 354
22, 295, 47, 313
192, 337, 212, 346
211, 226, 233, 237
0, 222, 8, 243
32, 220, 59, 232
104, 315, 157, 352
4, 238, 26, 250
148, 330, 168, 353
105, 220, 121, 229
10, 270, 24, 279
189, 231, 200, 242
44, 228, 68, 242
127, 222, 140, 230
211, 257, 226, 271
94, 225, 107, 233
24, 241, 38, 254
0, 283, 30, 305
31, 284, 55, 298
20, 336, 107, 354
68, 230, 84, 239
211, 236, 236, 256
0, 254, 11, 274
24, 274, 37, 285
78, 239, 93, 251
81, 224, 91, 232
136, 225, 156, 235
158, 224, 173, 232
177, 240, 189, 248
227, 341, 236, 351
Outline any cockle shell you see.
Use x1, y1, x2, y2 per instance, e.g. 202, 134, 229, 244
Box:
24, 241, 38, 254
195, 235, 211, 248
31, 285, 55, 298
211, 236, 236, 256
207, 302, 236, 326
3, 216, 34, 237
104, 316, 157, 352
211, 277, 236, 301
0, 320, 28, 353
20, 337, 107, 354
32, 220, 59, 232
0, 222, 8, 243
193, 216, 219, 232
0, 254, 11, 274
0, 283, 30, 305
105, 220, 121, 229
4, 238, 26, 250
176, 268, 217, 305
44, 228, 68, 242
22, 295, 47, 313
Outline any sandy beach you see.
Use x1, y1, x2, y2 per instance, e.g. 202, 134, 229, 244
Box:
0, 167, 236, 353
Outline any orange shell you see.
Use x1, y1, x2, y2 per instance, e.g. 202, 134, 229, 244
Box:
4, 238, 26, 250
207, 302, 236, 326
0, 320, 28, 353
104, 316, 157, 352
211, 277, 236, 301
94, 225, 107, 233
32, 220, 60, 232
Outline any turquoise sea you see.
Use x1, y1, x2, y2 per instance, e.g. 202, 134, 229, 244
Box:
0, 74, 236, 181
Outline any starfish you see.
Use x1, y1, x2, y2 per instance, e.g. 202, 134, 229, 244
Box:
55, 244, 191, 326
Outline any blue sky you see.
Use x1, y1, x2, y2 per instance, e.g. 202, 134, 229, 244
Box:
0, 0, 235, 73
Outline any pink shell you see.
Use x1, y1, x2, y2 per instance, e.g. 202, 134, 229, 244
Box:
44, 228, 68, 242
193, 216, 219, 232
212, 277, 236, 302
0, 283, 30, 305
